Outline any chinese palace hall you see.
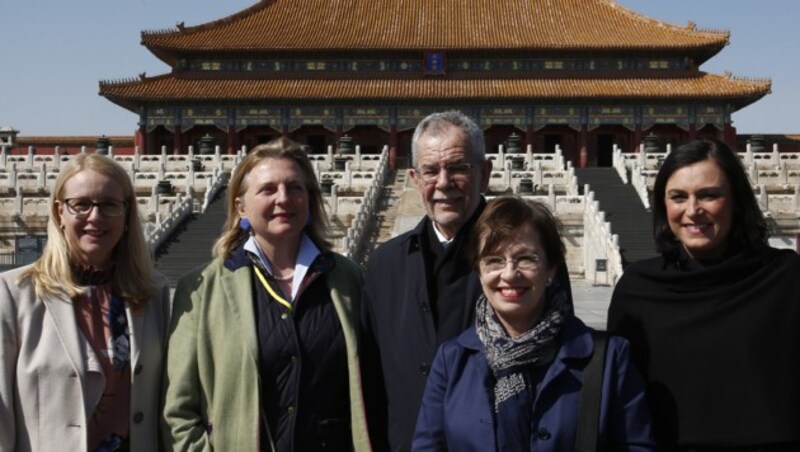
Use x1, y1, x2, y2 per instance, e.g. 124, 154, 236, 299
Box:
99, 0, 771, 167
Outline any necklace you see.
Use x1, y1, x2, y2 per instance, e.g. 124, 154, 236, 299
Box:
272, 271, 294, 282
253, 266, 292, 311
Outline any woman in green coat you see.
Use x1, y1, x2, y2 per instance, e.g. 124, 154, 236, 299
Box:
161, 138, 372, 451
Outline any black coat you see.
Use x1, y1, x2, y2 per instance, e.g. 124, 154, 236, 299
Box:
608, 247, 800, 449
361, 214, 483, 452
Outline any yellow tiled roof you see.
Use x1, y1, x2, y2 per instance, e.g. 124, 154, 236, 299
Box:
100, 73, 770, 111
141, 0, 727, 52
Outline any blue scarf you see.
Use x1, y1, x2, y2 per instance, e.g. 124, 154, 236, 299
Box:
476, 279, 570, 450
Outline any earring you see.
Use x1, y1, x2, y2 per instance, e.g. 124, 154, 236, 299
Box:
239, 218, 251, 231
547, 277, 553, 286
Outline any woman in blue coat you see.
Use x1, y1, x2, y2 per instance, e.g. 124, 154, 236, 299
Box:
412, 197, 654, 451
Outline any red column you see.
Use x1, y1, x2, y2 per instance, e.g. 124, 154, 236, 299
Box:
579, 124, 589, 168
335, 125, 343, 146
526, 124, 534, 151
173, 125, 183, 155
723, 123, 736, 149
146, 130, 155, 155
633, 124, 643, 153
389, 125, 398, 171
227, 125, 238, 154
136, 124, 146, 154
689, 123, 697, 142
282, 125, 289, 140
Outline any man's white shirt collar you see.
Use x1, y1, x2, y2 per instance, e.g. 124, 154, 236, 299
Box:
432, 222, 455, 250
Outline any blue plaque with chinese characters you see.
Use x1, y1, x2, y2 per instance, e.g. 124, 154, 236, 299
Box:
424, 50, 446, 75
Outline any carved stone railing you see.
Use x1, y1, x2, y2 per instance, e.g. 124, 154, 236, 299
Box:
486, 144, 565, 171
612, 145, 629, 184
144, 193, 193, 253
327, 146, 389, 258
630, 167, 652, 210
581, 185, 623, 285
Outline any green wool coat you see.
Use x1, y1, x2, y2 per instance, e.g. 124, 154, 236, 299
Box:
160, 253, 372, 451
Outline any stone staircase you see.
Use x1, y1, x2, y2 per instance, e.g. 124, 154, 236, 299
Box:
154, 189, 228, 284
352, 169, 407, 267
575, 168, 657, 267
770, 215, 800, 236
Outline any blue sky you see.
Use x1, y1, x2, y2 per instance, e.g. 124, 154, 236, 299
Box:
1, 0, 797, 136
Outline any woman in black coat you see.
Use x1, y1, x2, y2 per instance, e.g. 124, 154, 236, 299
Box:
608, 139, 800, 451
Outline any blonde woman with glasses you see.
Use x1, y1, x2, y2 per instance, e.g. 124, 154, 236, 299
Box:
0, 153, 171, 451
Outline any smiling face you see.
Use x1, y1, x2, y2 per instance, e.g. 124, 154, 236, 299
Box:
409, 123, 491, 239
665, 159, 734, 260
57, 169, 127, 267
236, 157, 309, 251
478, 224, 556, 337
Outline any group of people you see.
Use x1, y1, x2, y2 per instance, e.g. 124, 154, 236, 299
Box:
0, 110, 797, 452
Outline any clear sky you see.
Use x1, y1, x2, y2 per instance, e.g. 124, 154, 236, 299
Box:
2, 0, 797, 137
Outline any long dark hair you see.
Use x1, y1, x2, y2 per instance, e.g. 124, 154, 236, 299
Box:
652, 139, 768, 255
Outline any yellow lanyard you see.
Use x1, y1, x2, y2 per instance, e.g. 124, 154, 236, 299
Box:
252, 266, 293, 311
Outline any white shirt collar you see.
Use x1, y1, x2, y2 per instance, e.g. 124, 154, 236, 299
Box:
431, 222, 455, 249
243, 234, 321, 300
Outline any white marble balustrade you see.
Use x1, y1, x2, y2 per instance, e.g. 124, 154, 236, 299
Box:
486, 144, 565, 171
143, 193, 193, 253
581, 186, 623, 285
316, 146, 389, 258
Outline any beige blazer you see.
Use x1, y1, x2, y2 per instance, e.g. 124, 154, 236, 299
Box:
0, 264, 171, 452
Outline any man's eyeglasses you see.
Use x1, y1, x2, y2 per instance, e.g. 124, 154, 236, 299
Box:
416, 162, 474, 185
62, 198, 128, 218
480, 254, 544, 273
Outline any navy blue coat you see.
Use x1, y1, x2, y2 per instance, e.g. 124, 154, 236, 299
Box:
412, 317, 655, 451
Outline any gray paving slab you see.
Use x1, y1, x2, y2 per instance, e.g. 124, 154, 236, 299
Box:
391, 215, 423, 237
571, 277, 613, 331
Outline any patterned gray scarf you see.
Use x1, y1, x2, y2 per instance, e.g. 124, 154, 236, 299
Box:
475, 284, 570, 411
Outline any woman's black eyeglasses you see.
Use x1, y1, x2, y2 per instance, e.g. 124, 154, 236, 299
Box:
62, 198, 128, 218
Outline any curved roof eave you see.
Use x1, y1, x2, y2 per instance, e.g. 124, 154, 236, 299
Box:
99, 72, 771, 114
140, 0, 729, 64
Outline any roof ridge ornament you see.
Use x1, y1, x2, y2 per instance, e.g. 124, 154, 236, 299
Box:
141, 27, 179, 37
98, 76, 139, 88
695, 26, 730, 37
729, 74, 772, 85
